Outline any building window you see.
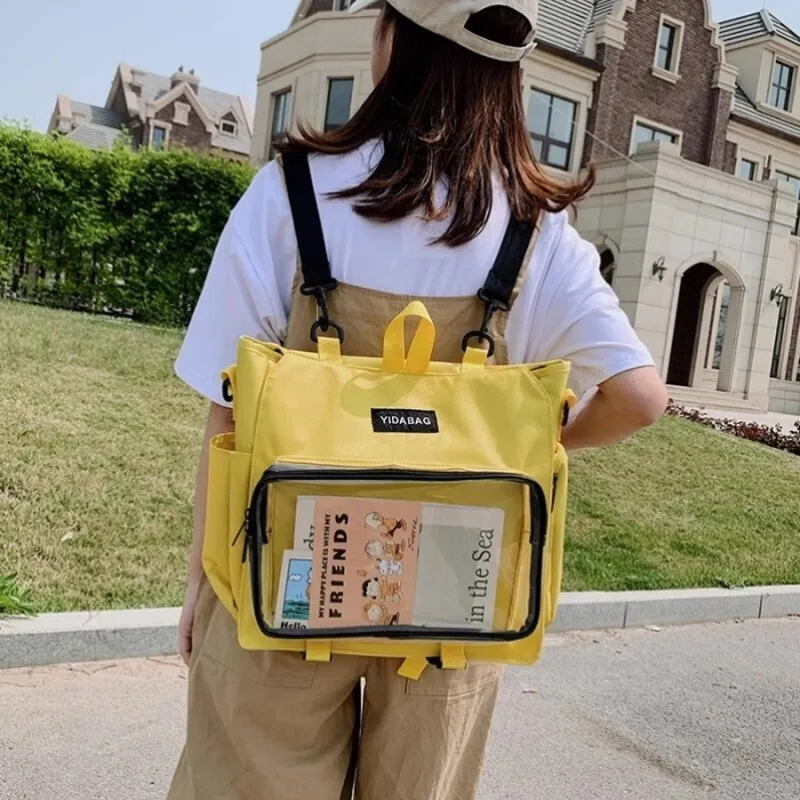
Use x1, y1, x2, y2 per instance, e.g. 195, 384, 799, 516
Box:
632, 120, 679, 152
528, 89, 577, 171
770, 59, 795, 111
220, 119, 238, 136
269, 89, 292, 160
334, 0, 353, 8
657, 22, 678, 72
774, 170, 800, 235
174, 102, 190, 126
151, 125, 168, 150
771, 295, 789, 378
324, 78, 354, 133
706, 283, 730, 371
738, 159, 759, 181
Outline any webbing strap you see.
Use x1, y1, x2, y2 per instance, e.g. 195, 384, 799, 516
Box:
441, 643, 467, 670
397, 656, 429, 680
480, 217, 536, 309
282, 151, 334, 289
305, 640, 332, 663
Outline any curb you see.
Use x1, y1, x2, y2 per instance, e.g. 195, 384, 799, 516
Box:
2, 586, 798, 670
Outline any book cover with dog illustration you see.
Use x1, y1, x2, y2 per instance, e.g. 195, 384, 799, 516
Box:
308, 498, 421, 629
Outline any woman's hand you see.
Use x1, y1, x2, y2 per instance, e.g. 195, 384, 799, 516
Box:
179, 577, 202, 666
562, 366, 668, 451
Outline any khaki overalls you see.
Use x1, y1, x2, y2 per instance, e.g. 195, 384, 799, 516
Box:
168, 151, 539, 800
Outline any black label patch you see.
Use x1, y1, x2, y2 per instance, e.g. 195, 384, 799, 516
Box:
372, 409, 439, 434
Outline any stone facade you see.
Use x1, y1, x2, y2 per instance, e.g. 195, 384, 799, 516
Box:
252, 0, 800, 414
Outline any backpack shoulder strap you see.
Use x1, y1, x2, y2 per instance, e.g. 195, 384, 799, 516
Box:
463, 216, 536, 357
282, 151, 336, 291
480, 216, 536, 311
281, 151, 343, 342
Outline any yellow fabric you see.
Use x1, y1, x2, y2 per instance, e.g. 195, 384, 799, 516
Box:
441, 643, 467, 671
305, 639, 332, 663
461, 346, 489, 369
203, 300, 572, 674
381, 300, 436, 374
316, 335, 342, 362
397, 656, 430, 680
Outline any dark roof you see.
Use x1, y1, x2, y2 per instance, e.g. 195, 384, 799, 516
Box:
70, 103, 124, 129
718, 11, 800, 48
537, 0, 595, 53
732, 84, 800, 142
65, 123, 124, 150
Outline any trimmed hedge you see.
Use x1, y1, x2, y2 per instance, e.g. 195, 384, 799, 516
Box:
0, 124, 255, 326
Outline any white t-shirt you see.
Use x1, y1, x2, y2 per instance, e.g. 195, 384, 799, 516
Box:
175, 141, 653, 405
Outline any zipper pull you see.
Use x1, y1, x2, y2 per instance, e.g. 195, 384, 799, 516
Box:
232, 509, 250, 564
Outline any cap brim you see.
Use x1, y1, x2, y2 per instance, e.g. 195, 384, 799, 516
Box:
348, 0, 376, 13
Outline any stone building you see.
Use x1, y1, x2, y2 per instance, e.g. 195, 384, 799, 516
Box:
48, 63, 253, 161
252, 1, 800, 414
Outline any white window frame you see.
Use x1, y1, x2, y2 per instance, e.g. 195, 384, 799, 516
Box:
736, 150, 762, 182
173, 102, 190, 126
220, 119, 238, 136
652, 14, 685, 84
768, 53, 797, 114
629, 115, 683, 155
268, 87, 294, 161
323, 76, 355, 133
527, 87, 579, 173
334, 0, 353, 9
149, 121, 171, 150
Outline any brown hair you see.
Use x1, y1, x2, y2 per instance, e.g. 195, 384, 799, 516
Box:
280, 3, 595, 246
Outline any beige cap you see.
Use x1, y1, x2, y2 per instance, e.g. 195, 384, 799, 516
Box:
348, 0, 537, 62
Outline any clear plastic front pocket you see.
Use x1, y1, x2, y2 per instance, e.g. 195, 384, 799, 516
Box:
243, 464, 548, 642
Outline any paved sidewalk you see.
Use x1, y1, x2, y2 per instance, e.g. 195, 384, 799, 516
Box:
1, 619, 798, 799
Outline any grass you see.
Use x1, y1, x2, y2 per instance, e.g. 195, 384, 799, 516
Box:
0, 299, 798, 612
0, 300, 206, 613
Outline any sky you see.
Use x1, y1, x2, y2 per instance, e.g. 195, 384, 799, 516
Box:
1, 0, 799, 133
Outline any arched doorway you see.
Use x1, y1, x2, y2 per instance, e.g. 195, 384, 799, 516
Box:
666, 262, 743, 391
599, 248, 615, 286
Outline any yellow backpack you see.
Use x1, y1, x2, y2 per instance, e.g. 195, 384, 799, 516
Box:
202, 153, 574, 680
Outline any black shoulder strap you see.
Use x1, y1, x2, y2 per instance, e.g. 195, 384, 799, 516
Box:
282, 151, 335, 290
480, 217, 536, 310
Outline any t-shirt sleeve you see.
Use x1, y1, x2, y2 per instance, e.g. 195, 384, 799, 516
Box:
174, 162, 295, 405
525, 216, 655, 399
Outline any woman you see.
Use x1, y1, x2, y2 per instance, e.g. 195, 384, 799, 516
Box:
169, 1, 668, 798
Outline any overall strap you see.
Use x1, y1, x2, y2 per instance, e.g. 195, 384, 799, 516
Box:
463, 216, 536, 357
282, 151, 343, 342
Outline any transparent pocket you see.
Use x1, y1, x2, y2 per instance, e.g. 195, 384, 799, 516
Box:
243, 462, 548, 642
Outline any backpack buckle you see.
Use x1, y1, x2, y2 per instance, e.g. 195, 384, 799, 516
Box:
301, 281, 344, 344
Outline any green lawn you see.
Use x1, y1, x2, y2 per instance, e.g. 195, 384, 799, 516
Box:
1, 299, 798, 613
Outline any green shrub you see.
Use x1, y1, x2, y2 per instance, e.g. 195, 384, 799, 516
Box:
0, 124, 255, 325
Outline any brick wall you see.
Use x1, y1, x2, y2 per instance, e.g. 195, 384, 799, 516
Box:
153, 99, 212, 152
586, 0, 731, 168
723, 141, 737, 174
